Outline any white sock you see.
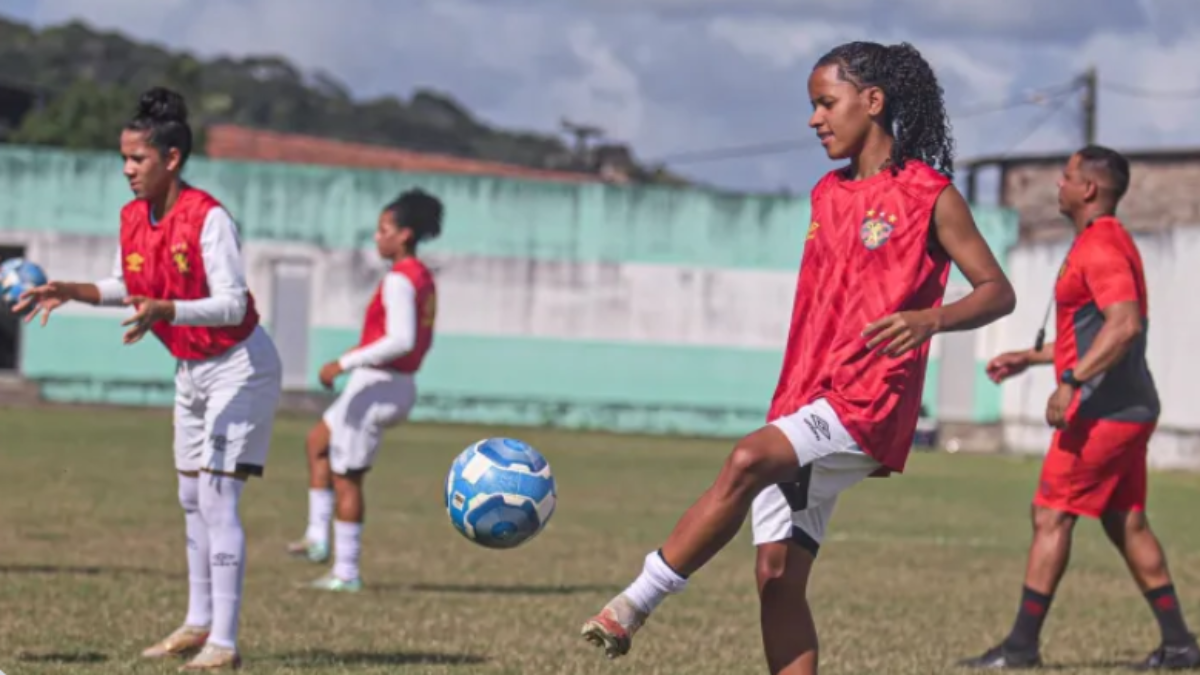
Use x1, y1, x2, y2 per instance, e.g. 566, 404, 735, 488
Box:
623, 550, 688, 614
332, 520, 363, 581
305, 488, 334, 545
199, 473, 247, 650
178, 474, 212, 628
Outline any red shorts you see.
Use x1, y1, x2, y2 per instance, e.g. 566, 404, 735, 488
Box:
1033, 418, 1155, 518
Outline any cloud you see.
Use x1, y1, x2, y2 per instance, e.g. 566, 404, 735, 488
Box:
1075, 29, 1200, 147
571, 0, 1149, 43
13, 0, 1200, 193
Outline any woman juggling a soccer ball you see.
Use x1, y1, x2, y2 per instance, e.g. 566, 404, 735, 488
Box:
16, 86, 282, 671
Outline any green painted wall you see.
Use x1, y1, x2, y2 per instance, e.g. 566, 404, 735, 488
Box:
0, 145, 809, 268
2, 145, 1018, 437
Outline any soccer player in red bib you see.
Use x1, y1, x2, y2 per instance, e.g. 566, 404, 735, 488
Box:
962, 146, 1200, 670
286, 189, 441, 591
16, 87, 282, 670
580, 42, 1017, 674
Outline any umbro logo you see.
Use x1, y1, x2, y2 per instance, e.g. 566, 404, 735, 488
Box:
804, 414, 831, 441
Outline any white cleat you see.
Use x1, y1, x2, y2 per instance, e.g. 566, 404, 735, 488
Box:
179, 643, 242, 671
141, 625, 210, 659
580, 594, 648, 660
286, 537, 330, 563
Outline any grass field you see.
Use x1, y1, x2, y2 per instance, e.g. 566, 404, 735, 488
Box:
3, 405, 1200, 674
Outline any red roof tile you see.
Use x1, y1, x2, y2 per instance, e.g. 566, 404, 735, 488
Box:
204, 124, 593, 184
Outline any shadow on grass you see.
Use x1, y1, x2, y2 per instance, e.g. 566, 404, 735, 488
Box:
271, 650, 486, 667
0, 563, 175, 578
17, 651, 108, 664
390, 582, 619, 596
1040, 660, 1135, 671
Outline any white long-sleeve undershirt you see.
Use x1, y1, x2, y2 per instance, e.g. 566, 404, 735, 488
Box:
338, 273, 417, 370
94, 206, 250, 327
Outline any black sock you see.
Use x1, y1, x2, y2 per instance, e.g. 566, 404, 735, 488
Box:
1004, 586, 1053, 652
1146, 585, 1193, 647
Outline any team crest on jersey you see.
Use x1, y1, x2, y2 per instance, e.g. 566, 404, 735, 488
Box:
1057, 261, 1068, 279
171, 242, 190, 274
806, 221, 820, 240
860, 209, 896, 250
125, 252, 144, 273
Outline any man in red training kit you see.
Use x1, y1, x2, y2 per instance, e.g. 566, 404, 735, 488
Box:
961, 146, 1200, 670
580, 41, 1016, 674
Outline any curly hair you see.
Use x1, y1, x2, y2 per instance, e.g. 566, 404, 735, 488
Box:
814, 41, 955, 179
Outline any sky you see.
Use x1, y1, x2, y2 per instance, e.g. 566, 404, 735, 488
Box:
4, 0, 1200, 196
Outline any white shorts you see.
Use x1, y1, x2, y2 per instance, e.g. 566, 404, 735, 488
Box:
174, 326, 283, 476
322, 367, 416, 475
750, 398, 882, 554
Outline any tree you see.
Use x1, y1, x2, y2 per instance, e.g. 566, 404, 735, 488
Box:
11, 79, 134, 149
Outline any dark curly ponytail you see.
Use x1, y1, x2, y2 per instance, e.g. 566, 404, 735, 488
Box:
814, 41, 955, 179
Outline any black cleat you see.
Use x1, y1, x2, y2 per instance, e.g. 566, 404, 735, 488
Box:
959, 643, 1043, 669
1133, 640, 1200, 670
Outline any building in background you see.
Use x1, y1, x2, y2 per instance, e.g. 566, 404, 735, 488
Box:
205, 124, 597, 184
963, 148, 1200, 243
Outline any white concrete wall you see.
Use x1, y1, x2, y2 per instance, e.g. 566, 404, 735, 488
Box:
994, 225, 1200, 469
3, 230, 800, 350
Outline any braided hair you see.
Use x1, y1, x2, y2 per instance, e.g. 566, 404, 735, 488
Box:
814, 41, 955, 179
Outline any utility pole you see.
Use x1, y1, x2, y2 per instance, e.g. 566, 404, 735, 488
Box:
1081, 66, 1097, 146
560, 119, 604, 156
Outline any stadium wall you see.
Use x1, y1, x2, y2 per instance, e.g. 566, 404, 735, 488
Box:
994, 228, 1200, 469
0, 146, 1018, 438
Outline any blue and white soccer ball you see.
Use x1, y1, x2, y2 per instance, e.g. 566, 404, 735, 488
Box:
0, 258, 48, 314
445, 437, 557, 549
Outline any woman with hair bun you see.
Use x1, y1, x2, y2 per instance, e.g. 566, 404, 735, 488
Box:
17, 86, 282, 671
286, 188, 443, 594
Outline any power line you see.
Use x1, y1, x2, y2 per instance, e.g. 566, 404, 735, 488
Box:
990, 89, 1077, 160
953, 80, 1081, 119
655, 138, 818, 165
652, 82, 1080, 166
1100, 81, 1200, 100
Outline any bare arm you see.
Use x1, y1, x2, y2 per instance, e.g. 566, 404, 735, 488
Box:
929, 185, 1016, 332
13, 248, 120, 321
862, 185, 1016, 356
1071, 301, 1141, 381
60, 247, 124, 305
59, 283, 103, 305
1020, 341, 1056, 365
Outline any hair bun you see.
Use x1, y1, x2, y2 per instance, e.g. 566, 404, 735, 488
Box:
136, 87, 188, 124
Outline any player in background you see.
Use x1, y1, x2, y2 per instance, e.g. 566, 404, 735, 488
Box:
581, 41, 1017, 674
961, 146, 1200, 670
286, 189, 441, 592
15, 87, 281, 670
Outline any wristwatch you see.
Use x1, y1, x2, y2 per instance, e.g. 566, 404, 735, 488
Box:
1060, 368, 1084, 388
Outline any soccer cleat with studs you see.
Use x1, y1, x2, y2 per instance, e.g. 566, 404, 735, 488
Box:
178, 643, 241, 671
141, 625, 210, 660
308, 572, 363, 593
1133, 638, 1200, 670
580, 593, 648, 660
285, 538, 330, 564
957, 643, 1043, 669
